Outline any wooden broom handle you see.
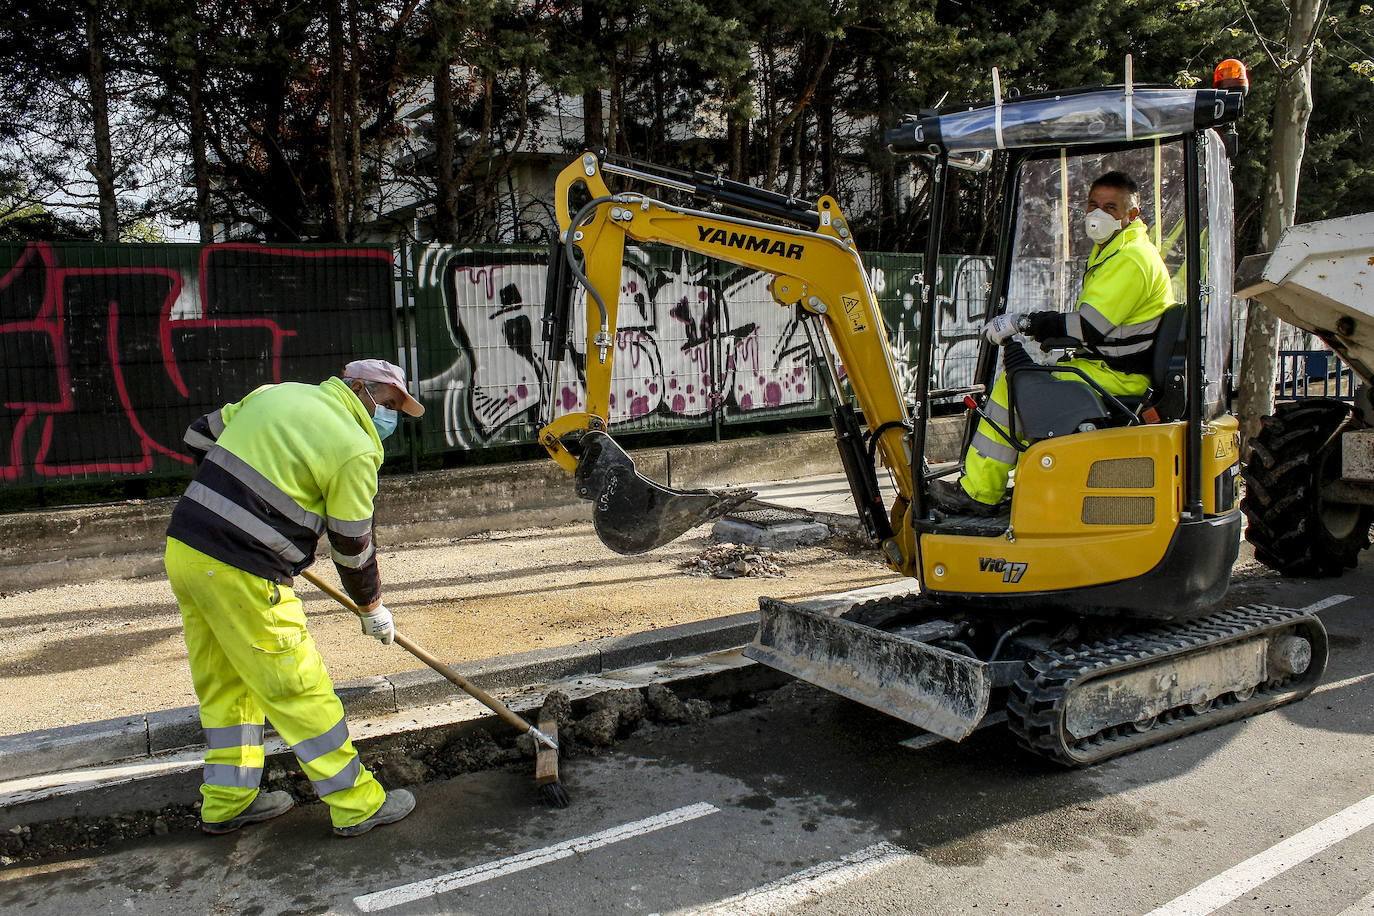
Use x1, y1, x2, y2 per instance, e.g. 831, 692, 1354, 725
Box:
298, 569, 536, 737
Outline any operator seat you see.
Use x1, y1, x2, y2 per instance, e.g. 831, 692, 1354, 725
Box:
1005, 304, 1187, 442
1114, 305, 1187, 421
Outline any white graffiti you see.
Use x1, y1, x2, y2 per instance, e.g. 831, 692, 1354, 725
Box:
446, 260, 548, 437
869, 254, 996, 399
421, 247, 815, 445
417, 247, 1089, 447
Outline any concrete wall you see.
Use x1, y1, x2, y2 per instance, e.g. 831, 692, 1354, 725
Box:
1, 420, 965, 591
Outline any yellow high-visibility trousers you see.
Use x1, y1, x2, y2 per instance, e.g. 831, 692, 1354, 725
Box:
165, 537, 385, 828
961, 359, 1149, 505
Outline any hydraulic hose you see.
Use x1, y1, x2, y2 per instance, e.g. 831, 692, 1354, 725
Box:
562, 195, 621, 344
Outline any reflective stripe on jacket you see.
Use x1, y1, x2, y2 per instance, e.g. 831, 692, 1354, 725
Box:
167, 377, 384, 606
1073, 219, 1174, 373
1029, 219, 1175, 378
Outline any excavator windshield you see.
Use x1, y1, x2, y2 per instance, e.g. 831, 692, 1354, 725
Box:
1001, 131, 1233, 417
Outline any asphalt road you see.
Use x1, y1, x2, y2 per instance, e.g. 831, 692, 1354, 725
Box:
1, 566, 1370, 916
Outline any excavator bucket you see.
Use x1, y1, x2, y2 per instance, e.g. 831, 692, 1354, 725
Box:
746, 595, 991, 741
574, 431, 757, 554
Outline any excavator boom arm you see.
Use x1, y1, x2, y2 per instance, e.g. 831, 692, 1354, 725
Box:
541, 152, 918, 568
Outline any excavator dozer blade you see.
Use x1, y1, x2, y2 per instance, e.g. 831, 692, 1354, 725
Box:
575, 431, 756, 555
746, 596, 991, 741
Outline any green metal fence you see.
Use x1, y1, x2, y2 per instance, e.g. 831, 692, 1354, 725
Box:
3, 240, 992, 492
0, 241, 399, 488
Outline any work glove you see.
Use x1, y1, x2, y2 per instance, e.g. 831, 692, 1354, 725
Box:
360, 602, 394, 645
983, 312, 1029, 344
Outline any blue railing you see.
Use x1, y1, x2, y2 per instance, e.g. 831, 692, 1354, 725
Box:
1276, 349, 1357, 401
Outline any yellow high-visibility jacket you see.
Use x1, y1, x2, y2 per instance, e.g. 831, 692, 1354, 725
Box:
1027, 218, 1175, 386
167, 377, 384, 606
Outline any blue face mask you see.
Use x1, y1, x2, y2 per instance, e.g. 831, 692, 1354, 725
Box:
371, 405, 399, 440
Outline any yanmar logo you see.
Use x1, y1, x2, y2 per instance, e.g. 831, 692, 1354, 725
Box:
979, 556, 1028, 583
697, 225, 804, 260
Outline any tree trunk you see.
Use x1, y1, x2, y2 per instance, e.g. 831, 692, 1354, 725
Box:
85, 3, 119, 242
433, 53, 458, 243
607, 58, 620, 154
1235, 0, 1323, 442
783, 110, 803, 197
346, 0, 363, 241
583, 87, 604, 149
818, 96, 834, 198
764, 38, 832, 189
727, 96, 746, 182
478, 67, 496, 240
188, 62, 214, 244
327, 0, 348, 241
649, 40, 665, 161
874, 63, 896, 248
581, 0, 604, 148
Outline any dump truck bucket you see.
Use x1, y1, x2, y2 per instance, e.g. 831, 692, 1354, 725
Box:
746, 595, 991, 741
574, 431, 756, 555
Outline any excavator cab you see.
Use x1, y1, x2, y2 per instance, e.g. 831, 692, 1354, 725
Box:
897, 83, 1246, 616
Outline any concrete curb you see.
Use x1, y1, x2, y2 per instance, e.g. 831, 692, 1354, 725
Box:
0, 416, 970, 835
0, 430, 847, 591
0, 611, 759, 786
1, 419, 967, 591
0, 616, 775, 835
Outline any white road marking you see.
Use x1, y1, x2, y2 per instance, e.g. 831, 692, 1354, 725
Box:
680, 842, 910, 915
352, 802, 720, 912
1301, 594, 1353, 614
1145, 793, 1374, 916
1337, 887, 1374, 915
1313, 670, 1374, 696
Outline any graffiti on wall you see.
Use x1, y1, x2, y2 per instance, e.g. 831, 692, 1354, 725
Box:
411, 245, 1029, 450
0, 242, 395, 484
416, 246, 816, 448
866, 254, 996, 398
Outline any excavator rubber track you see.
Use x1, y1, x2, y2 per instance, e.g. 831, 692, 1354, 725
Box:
1005, 604, 1328, 766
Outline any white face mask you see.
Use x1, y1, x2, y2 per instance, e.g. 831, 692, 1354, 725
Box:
371, 405, 399, 440
1084, 208, 1123, 244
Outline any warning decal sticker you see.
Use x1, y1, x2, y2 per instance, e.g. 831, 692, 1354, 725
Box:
843, 296, 866, 333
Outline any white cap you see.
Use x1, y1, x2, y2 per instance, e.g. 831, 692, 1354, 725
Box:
342, 359, 424, 417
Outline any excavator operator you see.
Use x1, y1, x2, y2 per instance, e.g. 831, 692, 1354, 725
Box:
931, 170, 1175, 517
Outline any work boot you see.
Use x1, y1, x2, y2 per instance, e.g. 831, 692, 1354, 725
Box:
334, 788, 416, 838
201, 790, 295, 835
929, 478, 1002, 518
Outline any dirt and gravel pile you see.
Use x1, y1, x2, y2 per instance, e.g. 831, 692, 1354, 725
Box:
681, 543, 787, 579
1, 807, 201, 867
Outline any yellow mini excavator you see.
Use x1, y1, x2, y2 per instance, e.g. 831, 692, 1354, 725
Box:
537, 61, 1327, 765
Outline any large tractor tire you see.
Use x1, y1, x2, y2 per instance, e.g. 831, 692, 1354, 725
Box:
1241, 398, 1373, 577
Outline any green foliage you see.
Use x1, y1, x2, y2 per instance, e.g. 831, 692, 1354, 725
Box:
0, 205, 100, 242
0, 0, 1368, 250
119, 218, 169, 243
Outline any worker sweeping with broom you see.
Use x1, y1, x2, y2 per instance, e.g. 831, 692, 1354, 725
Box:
164, 358, 423, 838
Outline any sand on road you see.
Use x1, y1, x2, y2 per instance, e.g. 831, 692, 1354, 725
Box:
0, 522, 893, 734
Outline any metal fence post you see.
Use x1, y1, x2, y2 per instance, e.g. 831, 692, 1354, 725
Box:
711, 276, 723, 442
395, 237, 421, 473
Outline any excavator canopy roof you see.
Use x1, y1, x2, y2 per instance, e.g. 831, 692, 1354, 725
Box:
887, 86, 1244, 156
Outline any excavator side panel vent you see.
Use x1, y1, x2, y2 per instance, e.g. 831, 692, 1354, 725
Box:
1082, 496, 1155, 526
1086, 457, 1154, 489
